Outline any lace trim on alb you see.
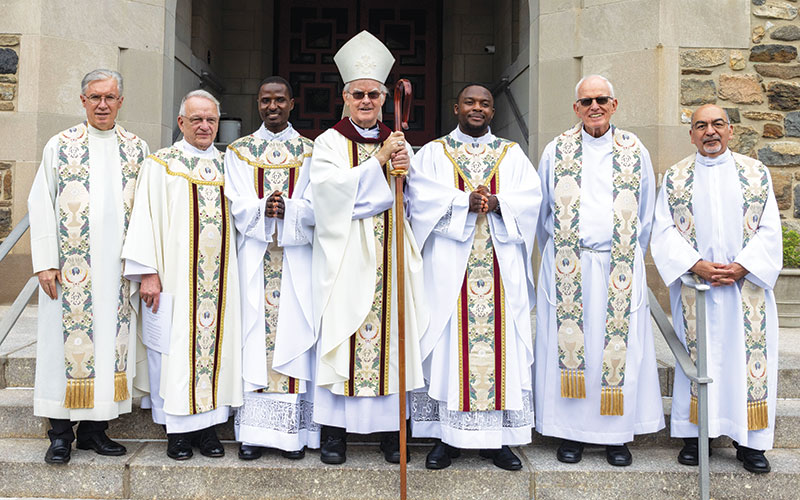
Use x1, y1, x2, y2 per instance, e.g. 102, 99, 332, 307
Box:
234, 393, 320, 434
410, 391, 533, 431
434, 201, 454, 233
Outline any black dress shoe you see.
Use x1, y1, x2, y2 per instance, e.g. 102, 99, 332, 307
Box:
76, 432, 126, 456
167, 433, 193, 460
194, 427, 224, 458
379, 432, 404, 464
605, 444, 632, 467
320, 431, 347, 464
281, 447, 305, 460
677, 437, 714, 466
556, 439, 584, 464
44, 438, 71, 464
733, 441, 771, 473
238, 444, 263, 460
479, 445, 522, 471
425, 440, 461, 470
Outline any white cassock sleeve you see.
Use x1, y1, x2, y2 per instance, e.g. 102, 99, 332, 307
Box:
278, 156, 315, 247
28, 137, 61, 273
121, 157, 168, 278
224, 148, 275, 246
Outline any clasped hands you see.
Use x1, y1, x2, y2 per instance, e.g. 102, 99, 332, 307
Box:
265, 190, 285, 219
377, 131, 409, 177
469, 185, 499, 214
690, 259, 748, 287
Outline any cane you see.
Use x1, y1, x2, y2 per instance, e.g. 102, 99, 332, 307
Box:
391, 78, 412, 500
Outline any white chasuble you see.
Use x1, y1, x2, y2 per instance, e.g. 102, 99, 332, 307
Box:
406, 127, 541, 448
122, 140, 242, 431
29, 123, 149, 420
309, 118, 426, 433
651, 150, 781, 450
534, 127, 664, 444
225, 123, 320, 450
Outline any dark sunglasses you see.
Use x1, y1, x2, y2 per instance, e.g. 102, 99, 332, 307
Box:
348, 90, 383, 101
576, 96, 613, 107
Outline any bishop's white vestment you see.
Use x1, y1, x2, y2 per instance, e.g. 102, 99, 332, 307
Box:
407, 127, 542, 448
651, 150, 781, 450
225, 123, 320, 450
29, 123, 148, 420
534, 126, 664, 444
310, 118, 427, 433
122, 139, 242, 434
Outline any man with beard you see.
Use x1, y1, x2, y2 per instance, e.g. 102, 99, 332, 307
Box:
651, 104, 781, 473
224, 76, 319, 460
406, 83, 542, 470
534, 75, 664, 466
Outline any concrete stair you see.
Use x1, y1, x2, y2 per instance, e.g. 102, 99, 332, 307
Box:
1, 305, 799, 499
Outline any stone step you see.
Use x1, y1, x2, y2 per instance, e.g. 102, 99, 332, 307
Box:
0, 438, 798, 499
2, 388, 799, 450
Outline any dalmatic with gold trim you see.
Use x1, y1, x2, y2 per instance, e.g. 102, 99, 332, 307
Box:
651, 150, 781, 451
407, 128, 542, 448
224, 124, 320, 450
122, 141, 242, 421
310, 119, 426, 434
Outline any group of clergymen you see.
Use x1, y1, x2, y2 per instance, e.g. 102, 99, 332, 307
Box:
29, 31, 780, 476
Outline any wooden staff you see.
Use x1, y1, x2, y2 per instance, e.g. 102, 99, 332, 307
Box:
392, 78, 412, 500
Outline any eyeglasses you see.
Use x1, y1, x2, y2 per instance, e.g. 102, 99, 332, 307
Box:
84, 94, 120, 105
348, 90, 383, 101
184, 116, 219, 126
692, 119, 729, 132
576, 96, 613, 107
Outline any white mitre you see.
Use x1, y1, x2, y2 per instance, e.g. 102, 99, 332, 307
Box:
334, 30, 395, 84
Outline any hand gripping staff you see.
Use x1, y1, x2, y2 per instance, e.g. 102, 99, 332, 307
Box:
391, 78, 412, 500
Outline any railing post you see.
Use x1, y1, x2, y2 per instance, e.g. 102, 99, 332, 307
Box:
695, 285, 711, 500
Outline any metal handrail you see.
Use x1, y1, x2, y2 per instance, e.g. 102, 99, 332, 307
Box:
491, 77, 529, 146
0, 212, 35, 349
0, 212, 29, 263
648, 276, 712, 500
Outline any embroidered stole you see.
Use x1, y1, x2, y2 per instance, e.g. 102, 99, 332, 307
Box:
150, 146, 230, 414
57, 123, 145, 408
664, 154, 770, 430
228, 134, 312, 394
343, 139, 394, 397
436, 135, 513, 412
553, 123, 642, 416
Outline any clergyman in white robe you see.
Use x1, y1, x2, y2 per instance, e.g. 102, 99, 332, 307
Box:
407, 126, 541, 449
535, 127, 665, 445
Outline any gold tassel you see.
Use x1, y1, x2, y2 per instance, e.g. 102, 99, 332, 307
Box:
114, 372, 130, 402
560, 369, 586, 399
64, 378, 95, 409
748, 400, 769, 431
600, 387, 624, 416
689, 395, 698, 425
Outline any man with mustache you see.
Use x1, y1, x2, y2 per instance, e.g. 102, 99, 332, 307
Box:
28, 69, 148, 464
651, 104, 781, 473
406, 84, 542, 470
122, 90, 242, 460
534, 75, 664, 467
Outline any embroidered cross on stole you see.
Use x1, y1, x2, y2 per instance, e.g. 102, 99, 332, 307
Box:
150, 146, 230, 414
664, 153, 770, 430
436, 135, 514, 412
228, 134, 313, 394
344, 139, 394, 397
56, 123, 145, 408
552, 123, 642, 416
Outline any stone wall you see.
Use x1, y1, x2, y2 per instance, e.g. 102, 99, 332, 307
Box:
0, 161, 11, 241
678, 1, 800, 229
0, 34, 19, 113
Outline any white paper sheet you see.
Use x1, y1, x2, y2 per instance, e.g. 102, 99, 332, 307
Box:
141, 292, 173, 354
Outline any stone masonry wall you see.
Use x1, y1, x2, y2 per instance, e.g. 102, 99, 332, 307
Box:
679, 1, 800, 230
0, 34, 19, 113
0, 161, 11, 241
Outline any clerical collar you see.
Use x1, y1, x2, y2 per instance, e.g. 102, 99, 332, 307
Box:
87, 123, 116, 138
332, 118, 391, 144
177, 138, 219, 159
256, 122, 296, 142
581, 126, 612, 146
695, 149, 733, 168
453, 126, 494, 146
349, 118, 380, 139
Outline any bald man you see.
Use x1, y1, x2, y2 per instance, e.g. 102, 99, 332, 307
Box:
651, 104, 781, 473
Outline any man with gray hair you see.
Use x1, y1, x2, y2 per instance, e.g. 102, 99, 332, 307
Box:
534, 74, 664, 466
122, 89, 242, 460
28, 68, 149, 464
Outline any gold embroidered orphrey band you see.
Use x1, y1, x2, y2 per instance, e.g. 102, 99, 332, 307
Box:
552, 123, 642, 416
57, 123, 145, 408
664, 153, 770, 430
